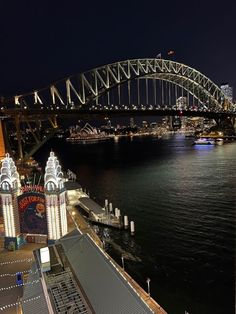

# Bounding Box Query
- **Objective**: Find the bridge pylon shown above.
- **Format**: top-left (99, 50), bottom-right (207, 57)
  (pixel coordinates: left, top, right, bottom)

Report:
top-left (0, 119), bottom-right (6, 160)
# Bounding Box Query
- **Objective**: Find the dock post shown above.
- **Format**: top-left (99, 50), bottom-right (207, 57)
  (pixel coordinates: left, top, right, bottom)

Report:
top-left (105, 199), bottom-right (109, 222)
top-left (105, 199), bottom-right (108, 207)
top-left (124, 215), bottom-right (129, 229)
top-left (109, 202), bottom-right (113, 213)
top-left (130, 221), bottom-right (135, 235)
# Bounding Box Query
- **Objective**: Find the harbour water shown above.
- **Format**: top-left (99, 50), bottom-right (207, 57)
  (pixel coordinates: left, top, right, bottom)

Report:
top-left (35, 134), bottom-right (235, 314)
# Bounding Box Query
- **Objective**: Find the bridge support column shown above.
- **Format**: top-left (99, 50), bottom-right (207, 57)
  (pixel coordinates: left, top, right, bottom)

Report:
top-left (48, 115), bottom-right (58, 128)
top-left (0, 119), bottom-right (6, 160)
top-left (14, 115), bottom-right (23, 161)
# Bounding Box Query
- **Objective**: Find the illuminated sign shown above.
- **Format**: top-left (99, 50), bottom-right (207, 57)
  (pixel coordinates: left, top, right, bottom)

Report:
top-left (18, 192), bottom-right (48, 235)
top-left (21, 185), bottom-right (44, 193)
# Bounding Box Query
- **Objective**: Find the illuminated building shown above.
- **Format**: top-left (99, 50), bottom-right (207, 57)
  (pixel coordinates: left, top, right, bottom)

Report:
top-left (176, 96), bottom-right (187, 129)
top-left (221, 83), bottom-right (233, 102)
top-left (44, 152), bottom-right (67, 241)
top-left (22, 229), bottom-right (156, 314)
top-left (176, 96), bottom-right (187, 110)
top-left (130, 117), bottom-right (135, 128)
top-left (0, 153), bottom-right (21, 248)
top-left (142, 121), bottom-right (148, 128)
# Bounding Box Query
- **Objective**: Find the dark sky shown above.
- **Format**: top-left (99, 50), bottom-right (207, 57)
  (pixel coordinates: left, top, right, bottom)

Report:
top-left (0, 0), bottom-right (235, 97)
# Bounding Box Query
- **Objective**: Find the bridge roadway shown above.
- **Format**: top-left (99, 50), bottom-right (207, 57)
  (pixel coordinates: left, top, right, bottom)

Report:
top-left (1, 108), bottom-right (235, 120)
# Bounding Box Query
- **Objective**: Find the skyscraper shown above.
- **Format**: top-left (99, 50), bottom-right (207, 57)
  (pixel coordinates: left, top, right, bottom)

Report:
top-left (221, 83), bottom-right (233, 102)
top-left (176, 96), bottom-right (187, 110)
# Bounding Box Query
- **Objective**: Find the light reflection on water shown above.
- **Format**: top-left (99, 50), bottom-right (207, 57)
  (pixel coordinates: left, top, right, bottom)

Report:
top-left (35, 135), bottom-right (236, 314)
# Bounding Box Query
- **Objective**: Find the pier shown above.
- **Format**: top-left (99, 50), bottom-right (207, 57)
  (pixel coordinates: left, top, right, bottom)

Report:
top-left (65, 180), bottom-right (123, 229)
top-left (65, 182), bottom-right (167, 314)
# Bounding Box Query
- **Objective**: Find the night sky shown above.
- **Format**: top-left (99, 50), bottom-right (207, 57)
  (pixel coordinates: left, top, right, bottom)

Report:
top-left (0, 1), bottom-right (235, 97)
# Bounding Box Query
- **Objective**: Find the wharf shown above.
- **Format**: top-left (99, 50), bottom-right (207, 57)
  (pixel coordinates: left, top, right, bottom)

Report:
top-left (65, 181), bottom-right (123, 229)
top-left (66, 184), bottom-right (167, 314)
top-left (66, 184), bottom-right (103, 248)
top-left (78, 197), bottom-right (123, 229)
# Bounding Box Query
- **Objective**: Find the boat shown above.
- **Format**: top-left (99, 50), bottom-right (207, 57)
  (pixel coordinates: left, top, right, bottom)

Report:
top-left (215, 138), bottom-right (224, 145)
top-left (194, 138), bottom-right (215, 145)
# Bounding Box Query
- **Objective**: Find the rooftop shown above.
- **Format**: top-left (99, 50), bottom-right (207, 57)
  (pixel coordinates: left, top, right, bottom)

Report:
top-left (22, 229), bottom-right (154, 314)
top-left (79, 196), bottom-right (104, 216)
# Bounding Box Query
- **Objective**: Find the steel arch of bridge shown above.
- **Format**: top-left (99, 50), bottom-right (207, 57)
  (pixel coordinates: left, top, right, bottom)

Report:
top-left (14, 58), bottom-right (234, 113)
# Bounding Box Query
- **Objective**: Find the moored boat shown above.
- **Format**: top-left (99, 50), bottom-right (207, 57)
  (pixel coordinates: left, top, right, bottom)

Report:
top-left (194, 138), bottom-right (215, 145)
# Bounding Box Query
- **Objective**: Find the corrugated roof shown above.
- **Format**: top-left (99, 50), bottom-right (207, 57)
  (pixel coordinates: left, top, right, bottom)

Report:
top-left (79, 197), bottom-right (104, 215)
top-left (21, 263), bottom-right (49, 314)
top-left (59, 231), bottom-right (153, 314)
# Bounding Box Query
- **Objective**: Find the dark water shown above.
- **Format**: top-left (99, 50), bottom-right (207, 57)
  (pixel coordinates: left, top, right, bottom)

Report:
top-left (35, 135), bottom-right (235, 314)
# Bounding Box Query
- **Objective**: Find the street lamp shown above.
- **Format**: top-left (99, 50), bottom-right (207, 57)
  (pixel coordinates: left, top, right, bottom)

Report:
top-left (121, 255), bottom-right (125, 271)
top-left (146, 277), bottom-right (151, 298)
top-left (72, 211), bottom-right (76, 216)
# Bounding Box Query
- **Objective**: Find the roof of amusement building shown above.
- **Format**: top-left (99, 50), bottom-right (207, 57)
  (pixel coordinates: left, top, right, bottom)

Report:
top-left (22, 229), bottom-right (154, 314)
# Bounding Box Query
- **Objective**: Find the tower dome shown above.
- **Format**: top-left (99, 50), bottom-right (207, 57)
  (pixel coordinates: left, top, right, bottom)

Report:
top-left (44, 152), bottom-right (64, 191)
top-left (0, 153), bottom-right (20, 191)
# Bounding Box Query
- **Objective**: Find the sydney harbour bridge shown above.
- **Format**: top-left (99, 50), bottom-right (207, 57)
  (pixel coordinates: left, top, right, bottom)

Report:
top-left (0, 58), bottom-right (235, 161)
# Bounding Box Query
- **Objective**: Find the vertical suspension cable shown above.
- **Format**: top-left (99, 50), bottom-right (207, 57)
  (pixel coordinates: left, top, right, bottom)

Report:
top-left (187, 76), bottom-right (190, 110)
top-left (161, 80), bottom-right (164, 106)
top-left (168, 81), bottom-right (171, 107)
top-left (165, 81), bottom-right (168, 106)
top-left (153, 78), bottom-right (157, 106)
top-left (118, 85), bottom-right (121, 106)
top-left (197, 82), bottom-right (200, 108)
top-left (146, 78), bottom-right (149, 105)
top-left (175, 84), bottom-right (177, 109)
top-left (193, 80), bottom-right (195, 109)
top-left (137, 79), bottom-right (140, 106)
top-left (208, 81), bottom-right (210, 109)
top-left (107, 90), bottom-right (110, 107)
top-left (128, 80), bottom-right (131, 105)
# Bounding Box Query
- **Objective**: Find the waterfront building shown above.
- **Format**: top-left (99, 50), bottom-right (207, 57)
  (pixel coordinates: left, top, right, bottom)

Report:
top-left (176, 97), bottom-right (187, 129)
top-left (44, 152), bottom-right (67, 241)
top-left (22, 229), bottom-right (156, 314)
top-left (142, 120), bottom-right (148, 128)
top-left (130, 117), bottom-right (135, 128)
top-left (0, 153), bottom-right (21, 248)
top-left (176, 96), bottom-right (187, 110)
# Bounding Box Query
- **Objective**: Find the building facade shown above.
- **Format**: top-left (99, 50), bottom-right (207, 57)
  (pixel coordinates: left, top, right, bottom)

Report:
top-left (0, 153), bottom-right (21, 248)
top-left (221, 83), bottom-right (233, 102)
top-left (44, 152), bottom-right (67, 241)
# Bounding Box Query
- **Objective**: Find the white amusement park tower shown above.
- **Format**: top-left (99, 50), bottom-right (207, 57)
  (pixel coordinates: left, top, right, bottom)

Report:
top-left (44, 152), bottom-right (67, 241)
top-left (0, 153), bottom-right (21, 247)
